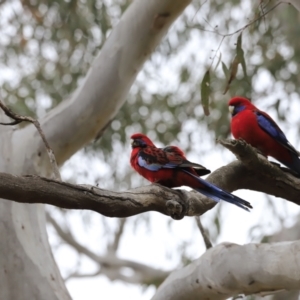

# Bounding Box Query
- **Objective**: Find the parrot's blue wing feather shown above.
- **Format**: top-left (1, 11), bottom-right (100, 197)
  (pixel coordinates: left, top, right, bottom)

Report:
top-left (256, 111), bottom-right (298, 156)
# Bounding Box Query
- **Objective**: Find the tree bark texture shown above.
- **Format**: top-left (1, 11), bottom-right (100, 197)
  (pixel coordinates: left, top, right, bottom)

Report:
top-left (152, 241), bottom-right (300, 300)
top-left (0, 140), bottom-right (298, 220)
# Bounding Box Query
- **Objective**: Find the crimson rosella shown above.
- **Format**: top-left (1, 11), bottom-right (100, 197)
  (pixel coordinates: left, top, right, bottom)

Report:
top-left (229, 96), bottom-right (300, 175)
top-left (130, 133), bottom-right (252, 211)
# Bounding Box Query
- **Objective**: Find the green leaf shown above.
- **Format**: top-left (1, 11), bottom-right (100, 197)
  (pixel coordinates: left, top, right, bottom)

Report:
top-left (223, 55), bottom-right (239, 94)
top-left (221, 61), bottom-right (229, 79)
top-left (180, 67), bottom-right (190, 83)
top-left (200, 70), bottom-right (211, 116)
top-left (236, 32), bottom-right (247, 77)
top-left (223, 33), bottom-right (248, 94)
top-left (236, 33), bottom-right (243, 59)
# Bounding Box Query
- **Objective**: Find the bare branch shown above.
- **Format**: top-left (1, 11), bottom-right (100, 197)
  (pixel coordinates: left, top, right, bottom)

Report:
top-left (152, 241), bottom-right (300, 300)
top-left (0, 173), bottom-right (215, 219)
top-left (189, 1), bottom-right (284, 38)
top-left (108, 218), bottom-right (127, 253)
top-left (216, 139), bottom-right (300, 205)
top-left (195, 216), bottom-right (213, 249)
top-left (0, 139), bottom-right (299, 218)
top-left (0, 100), bottom-right (61, 180)
top-left (47, 213), bottom-right (170, 285)
top-left (193, 1), bottom-right (288, 68)
top-left (64, 269), bottom-right (102, 281)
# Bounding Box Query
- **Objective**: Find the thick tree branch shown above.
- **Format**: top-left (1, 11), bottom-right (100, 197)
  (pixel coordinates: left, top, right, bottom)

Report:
top-left (217, 139), bottom-right (300, 205)
top-left (0, 173), bottom-right (214, 219)
top-left (0, 140), bottom-right (300, 218)
top-left (152, 241), bottom-right (300, 300)
top-left (261, 219), bottom-right (300, 300)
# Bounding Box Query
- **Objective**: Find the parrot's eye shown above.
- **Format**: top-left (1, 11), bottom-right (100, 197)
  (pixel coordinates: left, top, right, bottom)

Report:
top-left (229, 104), bottom-right (245, 116)
top-left (131, 139), bottom-right (146, 148)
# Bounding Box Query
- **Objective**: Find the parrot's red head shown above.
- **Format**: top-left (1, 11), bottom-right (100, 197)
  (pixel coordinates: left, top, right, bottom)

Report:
top-left (228, 96), bottom-right (255, 116)
top-left (131, 133), bottom-right (155, 148)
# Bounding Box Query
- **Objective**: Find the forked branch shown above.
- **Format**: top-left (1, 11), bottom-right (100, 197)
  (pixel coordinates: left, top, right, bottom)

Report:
top-left (0, 100), bottom-right (61, 180)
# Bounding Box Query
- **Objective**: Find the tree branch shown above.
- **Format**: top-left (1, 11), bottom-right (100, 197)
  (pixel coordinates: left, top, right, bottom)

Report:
top-left (0, 1), bottom-right (191, 299)
top-left (0, 140), bottom-right (299, 219)
top-left (152, 241), bottom-right (300, 300)
top-left (217, 139), bottom-right (300, 205)
top-left (108, 218), bottom-right (127, 253)
top-left (0, 99), bottom-right (61, 180)
top-left (195, 216), bottom-right (213, 249)
top-left (0, 173), bottom-right (215, 219)
top-left (261, 219), bottom-right (300, 300)
top-left (14, 0), bottom-right (192, 168)
top-left (47, 213), bottom-right (170, 285)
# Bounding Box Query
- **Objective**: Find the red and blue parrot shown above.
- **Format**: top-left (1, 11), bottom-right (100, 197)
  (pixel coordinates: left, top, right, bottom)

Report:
top-left (229, 96), bottom-right (300, 175)
top-left (130, 133), bottom-right (252, 211)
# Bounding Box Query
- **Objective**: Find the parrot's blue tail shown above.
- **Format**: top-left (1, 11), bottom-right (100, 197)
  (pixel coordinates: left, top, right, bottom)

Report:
top-left (183, 170), bottom-right (252, 212)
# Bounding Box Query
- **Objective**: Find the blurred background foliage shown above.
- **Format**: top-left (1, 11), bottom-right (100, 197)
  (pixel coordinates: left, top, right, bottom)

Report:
top-left (1, 0), bottom-right (300, 299)
top-left (2, 0), bottom-right (299, 144)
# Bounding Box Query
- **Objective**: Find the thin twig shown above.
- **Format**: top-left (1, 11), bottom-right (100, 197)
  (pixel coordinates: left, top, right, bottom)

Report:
top-left (259, 0), bottom-right (267, 31)
top-left (64, 269), bottom-right (102, 281)
top-left (194, 1), bottom-right (284, 71)
top-left (190, 1), bottom-right (284, 38)
top-left (195, 216), bottom-right (213, 249)
top-left (46, 212), bottom-right (101, 262)
top-left (191, 0), bottom-right (208, 23)
top-left (209, 36), bottom-right (225, 70)
top-left (0, 100), bottom-right (61, 180)
top-left (108, 218), bottom-right (127, 252)
top-left (46, 211), bottom-right (170, 285)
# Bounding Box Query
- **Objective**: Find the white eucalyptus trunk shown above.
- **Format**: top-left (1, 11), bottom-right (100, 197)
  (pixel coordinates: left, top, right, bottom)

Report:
top-left (152, 241), bottom-right (300, 300)
top-left (0, 0), bottom-right (191, 299)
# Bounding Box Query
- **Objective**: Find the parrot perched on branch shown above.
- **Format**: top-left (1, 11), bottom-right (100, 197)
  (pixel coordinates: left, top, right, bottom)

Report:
top-left (130, 133), bottom-right (252, 211)
top-left (229, 96), bottom-right (300, 175)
